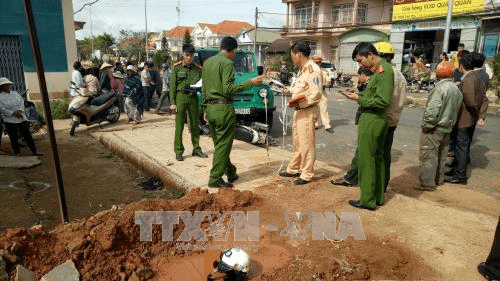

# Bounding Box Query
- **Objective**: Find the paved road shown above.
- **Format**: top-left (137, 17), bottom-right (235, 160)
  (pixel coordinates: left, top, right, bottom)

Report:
top-left (270, 89), bottom-right (500, 199)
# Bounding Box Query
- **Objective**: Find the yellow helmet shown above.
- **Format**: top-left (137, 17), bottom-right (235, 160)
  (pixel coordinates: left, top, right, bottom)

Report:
top-left (375, 42), bottom-right (395, 55)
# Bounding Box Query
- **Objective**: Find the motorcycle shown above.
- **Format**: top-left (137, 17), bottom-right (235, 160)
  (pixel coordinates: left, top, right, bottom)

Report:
top-left (68, 87), bottom-right (120, 136)
top-left (332, 72), bottom-right (354, 88)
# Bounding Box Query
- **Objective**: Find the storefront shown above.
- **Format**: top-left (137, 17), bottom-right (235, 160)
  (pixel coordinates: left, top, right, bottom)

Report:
top-left (391, 17), bottom-right (481, 70)
top-left (478, 17), bottom-right (500, 58)
top-left (390, 0), bottom-right (484, 70)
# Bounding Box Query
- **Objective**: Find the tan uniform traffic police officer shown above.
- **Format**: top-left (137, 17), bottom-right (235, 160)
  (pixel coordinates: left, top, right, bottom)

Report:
top-left (202, 36), bottom-right (262, 188)
top-left (312, 55), bottom-right (334, 133)
top-left (170, 43), bottom-right (207, 161)
top-left (279, 41), bottom-right (322, 185)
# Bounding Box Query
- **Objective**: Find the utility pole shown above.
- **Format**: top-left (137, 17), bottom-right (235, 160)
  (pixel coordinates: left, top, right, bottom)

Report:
top-left (145, 0), bottom-right (149, 61)
top-left (176, 0), bottom-right (181, 49)
top-left (254, 7), bottom-right (258, 53)
top-left (22, 0), bottom-right (69, 224)
top-left (90, 2), bottom-right (93, 62)
top-left (443, 0), bottom-right (453, 53)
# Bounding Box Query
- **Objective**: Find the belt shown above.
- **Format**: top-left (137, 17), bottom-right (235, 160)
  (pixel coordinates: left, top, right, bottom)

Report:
top-left (359, 108), bottom-right (384, 114)
top-left (207, 98), bottom-right (232, 105)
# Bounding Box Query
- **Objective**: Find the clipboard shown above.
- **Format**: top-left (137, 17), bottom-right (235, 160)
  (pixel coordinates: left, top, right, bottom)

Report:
top-left (288, 94), bottom-right (306, 105)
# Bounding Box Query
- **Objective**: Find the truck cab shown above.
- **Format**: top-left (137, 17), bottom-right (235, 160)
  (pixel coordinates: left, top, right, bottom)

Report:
top-left (194, 48), bottom-right (275, 130)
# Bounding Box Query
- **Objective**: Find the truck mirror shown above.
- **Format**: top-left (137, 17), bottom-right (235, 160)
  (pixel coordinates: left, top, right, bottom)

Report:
top-left (257, 66), bottom-right (264, 76)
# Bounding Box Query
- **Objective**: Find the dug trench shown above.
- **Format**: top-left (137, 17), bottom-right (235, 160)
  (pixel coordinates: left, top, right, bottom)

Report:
top-left (0, 186), bottom-right (435, 280)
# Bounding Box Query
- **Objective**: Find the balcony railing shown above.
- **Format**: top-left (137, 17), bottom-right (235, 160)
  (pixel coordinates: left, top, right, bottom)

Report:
top-left (287, 5), bottom-right (390, 32)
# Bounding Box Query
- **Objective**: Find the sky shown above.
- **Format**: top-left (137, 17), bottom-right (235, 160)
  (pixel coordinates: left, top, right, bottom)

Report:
top-left (73, 0), bottom-right (288, 40)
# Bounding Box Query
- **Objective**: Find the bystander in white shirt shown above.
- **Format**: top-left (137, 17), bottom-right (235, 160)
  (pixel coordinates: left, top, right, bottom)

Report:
top-left (0, 90), bottom-right (26, 124)
top-left (71, 69), bottom-right (85, 97)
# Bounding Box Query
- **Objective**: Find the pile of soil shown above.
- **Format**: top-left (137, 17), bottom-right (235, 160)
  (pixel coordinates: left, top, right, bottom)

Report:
top-left (0, 188), bottom-right (256, 280)
top-left (0, 186), bottom-right (435, 281)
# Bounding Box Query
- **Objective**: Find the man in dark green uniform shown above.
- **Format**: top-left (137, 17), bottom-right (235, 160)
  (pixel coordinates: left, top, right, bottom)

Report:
top-left (342, 42), bottom-right (394, 210)
top-left (170, 43), bottom-right (207, 161)
top-left (202, 36), bottom-right (262, 188)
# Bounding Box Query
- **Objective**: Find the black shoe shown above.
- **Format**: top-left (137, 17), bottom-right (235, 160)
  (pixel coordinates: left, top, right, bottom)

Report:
top-left (294, 178), bottom-right (310, 185)
top-left (176, 155), bottom-right (184, 161)
top-left (348, 200), bottom-right (376, 211)
top-left (330, 178), bottom-right (353, 187)
top-left (228, 175), bottom-right (239, 183)
top-left (208, 180), bottom-right (233, 188)
top-left (444, 170), bottom-right (455, 177)
top-left (279, 171), bottom-right (300, 177)
top-left (192, 151), bottom-right (208, 158)
top-left (444, 177), bottom-right (467, 185)
top-left (478, 262), bottom-right (500, 281)
top-left (325, 128), bottom-right (334, 133)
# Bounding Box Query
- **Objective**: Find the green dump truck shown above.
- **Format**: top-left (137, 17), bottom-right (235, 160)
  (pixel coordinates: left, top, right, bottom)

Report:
top-left (194, 48), bottom-right (275, 131)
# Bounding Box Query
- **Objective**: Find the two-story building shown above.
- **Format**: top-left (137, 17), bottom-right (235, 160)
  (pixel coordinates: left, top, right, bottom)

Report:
top-left (237, 28), bottom-right (282, 66)
top-left (155, 26), bottom-right (194, 56)
top-left (0, 0), bottom-right (78, 99)
top-left (281, 0), bottom-right (392, 73)
top-left (190, 20), bottom-right (255, 50)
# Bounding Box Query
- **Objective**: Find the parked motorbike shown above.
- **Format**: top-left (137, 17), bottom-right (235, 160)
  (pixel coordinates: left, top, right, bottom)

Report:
top-left (332, 72), bottom-right (354, 88)
top-left (406, 77), bottom-right (435, 93)
top-left (68, 88), bottom-right (120, 136)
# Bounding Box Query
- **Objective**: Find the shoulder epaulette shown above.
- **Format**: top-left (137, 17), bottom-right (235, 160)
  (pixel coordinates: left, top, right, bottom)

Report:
top-left (195, 64), bottom-right (202, 69)
top-left (173, 61), bottom-right (182, 67)
top-left (308, 65), bottom-right (314, 73)
top-left (378, 65), bottom-right (385, 73)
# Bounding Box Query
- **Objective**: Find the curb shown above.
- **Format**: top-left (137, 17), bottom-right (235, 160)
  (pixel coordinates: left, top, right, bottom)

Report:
top-left (91, 132), bottom-right (193, 191)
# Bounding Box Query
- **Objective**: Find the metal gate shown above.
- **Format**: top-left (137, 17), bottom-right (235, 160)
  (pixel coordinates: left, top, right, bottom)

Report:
top-left (0, 35), bottom-right (26, 97)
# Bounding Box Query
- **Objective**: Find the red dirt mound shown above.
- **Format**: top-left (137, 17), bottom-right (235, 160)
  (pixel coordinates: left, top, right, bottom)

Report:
top-left (0, 188), bottom-right (256, 280)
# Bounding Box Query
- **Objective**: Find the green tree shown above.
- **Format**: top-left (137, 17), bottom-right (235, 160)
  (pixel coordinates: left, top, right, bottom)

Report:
top-left (161, 37), bottom-right (168, 51)
top-left (183, 29), bottom-right (192, 45)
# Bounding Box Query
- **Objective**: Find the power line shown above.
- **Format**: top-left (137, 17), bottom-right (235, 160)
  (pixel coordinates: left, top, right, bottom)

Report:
top-left (73, 0), bottom-right (100, 15)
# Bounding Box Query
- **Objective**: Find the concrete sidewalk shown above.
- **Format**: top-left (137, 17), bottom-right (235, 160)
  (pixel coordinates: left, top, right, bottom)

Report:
top-left (89, 113), bottom-right (341, 191)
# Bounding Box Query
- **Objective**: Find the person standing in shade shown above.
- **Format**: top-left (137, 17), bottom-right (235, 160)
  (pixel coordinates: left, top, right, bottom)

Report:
top-left (202, 36), bottom-right (262, 188)
top-left (332, 42), bottom-right (405, 191)
top-left (446, 53), bottom-right (488, 185)
top-left (156, 63), bottom-right (171, 114)
top-left (416, 61), bottom-right (462, 190)
top-left (330, 67), bottom-right (371, 187)
top-left (0, 78), bottom-right (40, 156)
top-left (312, 56), bottom-right (334, 133)
top-left (170, 43), bottom-right (207, 161)
top-left (141, 63), bottom-right (152, 111)
top-left (123, 65), bottom-right (144, 124)
top-left (342, 42), bottom-right (394, 211)
top-left (278, 41), bottom-right (322, 185)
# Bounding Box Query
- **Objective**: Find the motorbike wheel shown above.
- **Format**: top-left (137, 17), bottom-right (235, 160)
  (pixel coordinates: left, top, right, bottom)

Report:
top-left (69, 120), bottom-right (79, 136)
top-left (108, 112), bottom-right (120, 123)
top-left (347, 81), bottom-right (354, 88)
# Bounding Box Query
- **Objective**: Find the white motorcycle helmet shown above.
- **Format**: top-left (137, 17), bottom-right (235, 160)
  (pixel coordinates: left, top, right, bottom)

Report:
top-left (209, 248), bottom-right (251, 281)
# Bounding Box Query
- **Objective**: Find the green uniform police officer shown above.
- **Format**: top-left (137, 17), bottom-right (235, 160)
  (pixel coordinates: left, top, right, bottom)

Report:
top-left (342, 42), bottom-right (394, 210)
top-left (170, 43), bottom-right (207, 161)
top-left (201, 36), bottom-right (262, 188)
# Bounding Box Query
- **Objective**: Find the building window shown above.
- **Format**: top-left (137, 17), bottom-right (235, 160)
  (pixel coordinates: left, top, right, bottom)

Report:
top-left (332, 3), bottom-right (368, 25)
top-left (295, 2), bottom-right (319, 29)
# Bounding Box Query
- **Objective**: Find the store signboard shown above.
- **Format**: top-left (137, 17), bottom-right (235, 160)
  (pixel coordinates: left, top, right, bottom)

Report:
top-left (391, 17), bottom-right (481, 32)
top-left (392, 0), bottom-right (484, 21)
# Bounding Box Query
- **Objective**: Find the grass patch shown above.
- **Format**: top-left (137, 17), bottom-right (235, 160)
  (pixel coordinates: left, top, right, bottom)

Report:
top-left (33, 97), bottom-right (71, 120)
